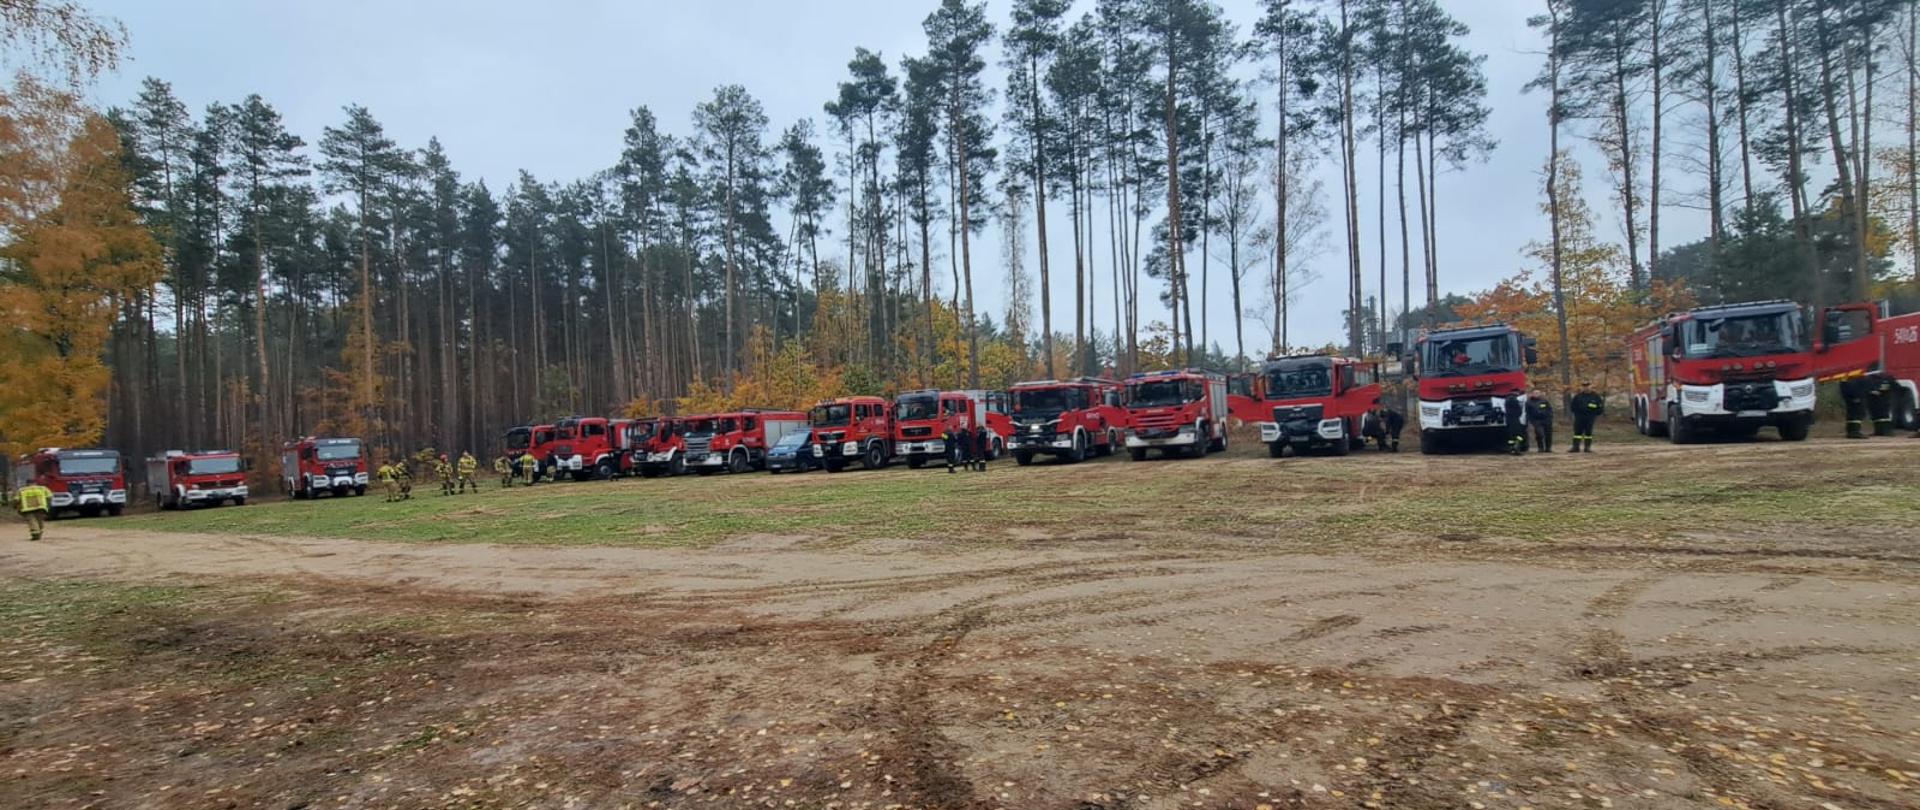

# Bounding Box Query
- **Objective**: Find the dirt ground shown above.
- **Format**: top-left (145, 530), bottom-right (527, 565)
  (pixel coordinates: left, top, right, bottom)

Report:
top-left (2, 438), bottom-right (1917, 810)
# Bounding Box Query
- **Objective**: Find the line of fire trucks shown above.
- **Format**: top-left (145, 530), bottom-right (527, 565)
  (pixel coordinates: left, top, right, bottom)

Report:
top-left (15, 299), bottom-right (1919, 521)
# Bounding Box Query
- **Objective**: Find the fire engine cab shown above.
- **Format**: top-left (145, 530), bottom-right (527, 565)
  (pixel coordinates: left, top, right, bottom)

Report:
top-left (504, 424), bottom-right (557, 479)
top-left (809, 395), bottom-right (893, 472)
top-left (281, 437), bottom-right (368, 498)
top-left (147, 450), bottom-right (248, 509)
top-left (1254, 354), bottom-right (1381, 457)
top-left (549, 416), bottom-right (638, 480)
top-left (1005, 378), bottom-right (1127, 465)
top-left (1122, 369), bottom-right (1230, 460)
top-left (892, 389), bottom-right (1004, 468)
top-left (14, 448), bottom-right (127, 517)
top-left (1630, 300), bottom-right (1881, 442)
top-left (636, 418), bottom-right (688, 477)
top-left (1413, 324), bottom-right (1536, 454)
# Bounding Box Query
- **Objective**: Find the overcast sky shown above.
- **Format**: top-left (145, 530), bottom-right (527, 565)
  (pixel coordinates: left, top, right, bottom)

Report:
top-left (87, 0), bottom-right (1702, 356)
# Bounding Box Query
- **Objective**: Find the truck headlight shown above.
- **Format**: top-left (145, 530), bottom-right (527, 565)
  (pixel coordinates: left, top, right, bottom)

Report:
top-left (1683, 389), bottom-right (1711, 403)
top-left (1788, 382), bottom-right (1814, 399)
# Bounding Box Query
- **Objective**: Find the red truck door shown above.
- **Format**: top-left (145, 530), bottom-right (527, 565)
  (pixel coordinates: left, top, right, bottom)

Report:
top-left (1814, 303), bottom-right (1882, 382)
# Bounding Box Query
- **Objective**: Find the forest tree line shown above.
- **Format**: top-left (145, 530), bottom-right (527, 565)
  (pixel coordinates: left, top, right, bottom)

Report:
top-left (2, 0), bottom-right (1917, 477)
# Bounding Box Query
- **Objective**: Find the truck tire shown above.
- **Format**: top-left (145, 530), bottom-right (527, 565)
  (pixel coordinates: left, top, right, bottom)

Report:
top-left (1015, 451), bottom-right (1034, 466)
top-left (354, 485), bottom-right (367, 497)
top-left (1208, 423), bottom-right (1227, 453)
top-left (1419, 431), bottom-right (1442, 455)
top-left (861, 442), bottom-right (887, 470)
top-left (107, 505), bottom-right (123, 517)
top-left (1895, 390), bottom-right (1918, 431)
top-left (1778, 417), bottom-right (1811, 442)
top-left (1267, 442), bottom-right (1284, 459)
top-left (233, 497), bottom-right (246, 507)
top-left (668, 456), bottom-right (686, 477)
top-left (1331, 421), bottom-right (1352, 456)
top-left (1068, 432), bottom-right (1088, 463)
top-left (1129, 447), bottom-right (1148, 462)
top-left (728, 450), bottom-right (750, 475)
top-left (595, 460), bottom-right (618, 480)
top-left (1668, 406), bottom-right (1696, 444)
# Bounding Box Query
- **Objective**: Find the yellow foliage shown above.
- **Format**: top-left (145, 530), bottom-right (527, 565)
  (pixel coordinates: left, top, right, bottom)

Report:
top-left (0, 104), bottom-right (164, 461)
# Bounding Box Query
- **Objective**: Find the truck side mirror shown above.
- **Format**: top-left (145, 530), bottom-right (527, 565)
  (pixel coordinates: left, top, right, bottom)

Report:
top-left (1525, 347), bottom-right (1540, 366)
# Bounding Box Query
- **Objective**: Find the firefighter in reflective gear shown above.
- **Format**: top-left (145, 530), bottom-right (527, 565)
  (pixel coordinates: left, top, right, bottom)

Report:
top-left (1839, 376), bottom-right (1870, 439)
top-left (456, 452), bottom-right (479, 493)
top-left (943, 427), bottom-right (963, 473)
top-left (972, 425), bottom-right (991, 472)
top-left (1527, 388), bottom-right (1555, 453)
top-left (517, 451), bottom-right (538, 485)
top-left (377, 462), bottom-right (400, 502)
top-left (15, 482), bottom-right (52, 541)
top-left (434, 454), bottom-right (454, 495)
top-left (1363, 402), bottom-right (1405, 452)
top-left (1570, 381), bottom-right (1605, 452)
top-left (494, 454), bottom-right (513, 488)
top-left (1504, 393), bottom-right (1528, 455)
top-left (395, 459), bottom-right (413, 499)
top-left (1865, 375), bottom-right (1897, 436)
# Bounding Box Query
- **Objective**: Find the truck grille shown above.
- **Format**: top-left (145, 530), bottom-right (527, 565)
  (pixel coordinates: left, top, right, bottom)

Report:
top-left (1272, 404), bottom-right (1324, 424)
top-left (1724, 382), bottom-right (1781, 412)
top-left (1015, 420), bottom-right (1058, 439)
top-left (901, 425), bottom-right (934, 439)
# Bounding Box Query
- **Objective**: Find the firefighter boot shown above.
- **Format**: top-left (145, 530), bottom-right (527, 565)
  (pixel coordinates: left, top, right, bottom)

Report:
top-left (1874, 419), bottom-right (1895, 437)
top-left (1390, 438), bottom-right (1399, 453)
top-left (1846, 421), bottom-right (1867, 440)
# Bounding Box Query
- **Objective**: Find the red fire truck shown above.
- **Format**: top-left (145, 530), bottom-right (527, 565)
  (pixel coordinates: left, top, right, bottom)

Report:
top-left (1122, 369), bottom-right (1230, 460)
top-left (678, 410), bottom-right (809, 474)
top-left (147, 450), bottom-right (248, 509)
top-left (1873, 310), bottom-right (1920, 429)
top-left (280, 437), bottom-right (369, 498)
top-left (892, 389), bottom-right (1000, 468)
top-left (809, 395), bottom-right (893, 472)
top-left (635, 417), bottom-right (688, 477)
top-left (13, 448), bottom-right (128, 517)
top-left (548, 416), bottom-right (641, 481)
top-left (1630, 300), bottom-right (1882, 443)
top-left (1005, 377), bottom-right (1127, 465)
top-left (504, 423), bottom-right (557, 479)
top-left (1253, 355), bottom-right (1381, 458)
top-left (1413, 324), bottom-right (1537, 454)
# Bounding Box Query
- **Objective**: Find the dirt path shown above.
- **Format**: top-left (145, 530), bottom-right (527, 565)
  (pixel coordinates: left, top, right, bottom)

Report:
top-left (3, 442), bottom-right (1918, 809)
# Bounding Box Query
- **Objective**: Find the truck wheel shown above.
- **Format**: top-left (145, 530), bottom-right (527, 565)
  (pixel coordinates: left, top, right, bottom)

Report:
top-left (1635, 401), bottom-right (1649, 435)
top-left (1208, 423), bottom-right (1227, 453)
top-left (1068, 432), bottom-right (1088, 463)
top-left (595, 460), bottom-right (617, 480)
top-left (1099, 429), bottom-right (1118, 456)
top-left (1895, 390), bottom-right (1918, 431)
top-left (354, 485), bottom-right (367, 497)
top-left (1331, 421), bottom-right (1352, 456)
top-left (1668, 406), bottom-right (1696, 444)
top-left (107, 505), bottom-right (123, 517)
top-left (1419, 431), bottom-right (1441, 455)
top-left (1267, 442), bottom-right (1285, 459)
top-left (1779, 417), bottom-right (1811, 442)
top-left (668, 456), bottom-right (686, 476)
top-left (907, 456), bottom-right (926, 469)
top-left (861, 442), bottom-right (887, 470)
top-left (233, 497), bottom-right (246, 507)
top-left (728, 450), bottom-right (750, 475)
top-left (1128, 447), bottom-right (1147, 462)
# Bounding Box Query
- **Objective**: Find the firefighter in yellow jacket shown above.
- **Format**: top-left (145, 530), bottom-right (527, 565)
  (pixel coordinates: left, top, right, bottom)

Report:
top-left (377, 462), bottom-right (400, 502)
top-left (434, 454), bottom-right (455, 496)
top-left (518, 451), bottom-right (538, 486)
top-left (494, 454), bottom-right (514, 488)
top-left (15, 482), bottom-right (52, 541)
top-left (456, 451), bottom-right (479, 493)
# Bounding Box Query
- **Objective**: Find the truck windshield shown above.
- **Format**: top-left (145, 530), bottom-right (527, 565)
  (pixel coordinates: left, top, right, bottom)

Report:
top-left (896, 395), bottom-right (939, 421)
top-left (686, 419), bottom-right (717, 435)
top-left (628, 422), bottom-right (657, 442)
top-left (1682, 311), bottom-right (1805, 359)
top-left (56, 454), bottom-right (118, 476)
top-left (1128, 380), bottom-right (1200, 408)
top-left (315, 441), bottom-right (361, 461)
top-left (187, 457), bottom-right (242, 475)
top-left (1014, 387), bottom-right (1086, 414)
top-left (810, 405), bottom-right (851, 427)
top-left (1423, 334), bottom-right (1519, 377)
top-left (1263, 361), bottom-right (1333, 399)
top-left (505, 429), bottom-right (530, 451)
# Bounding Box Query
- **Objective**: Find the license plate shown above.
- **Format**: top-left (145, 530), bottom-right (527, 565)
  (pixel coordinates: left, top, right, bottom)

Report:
top-left (1736, 410), bottom-right (1767, 418)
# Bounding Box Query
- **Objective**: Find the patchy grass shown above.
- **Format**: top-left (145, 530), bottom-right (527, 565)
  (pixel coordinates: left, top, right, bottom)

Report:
top-left (117, 437), bottom-right (1920, 548)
